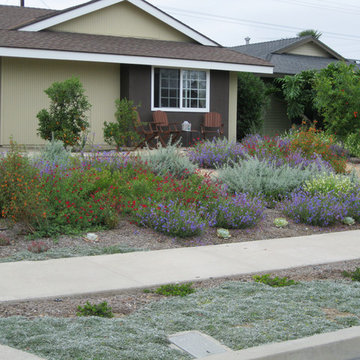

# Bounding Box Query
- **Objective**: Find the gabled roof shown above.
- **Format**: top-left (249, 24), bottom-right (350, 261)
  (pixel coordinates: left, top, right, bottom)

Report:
top-left (0, 1), bottom-right (273, 74)
top-left (14, 0), bottom-right (219, 46)
top-left (232, 36), bottom-right (345, 75)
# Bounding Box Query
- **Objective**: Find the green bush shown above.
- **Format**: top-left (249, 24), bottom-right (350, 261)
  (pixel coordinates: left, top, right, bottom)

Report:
top-left (303, 173), bottom-right (358, 195)
top-left (77, 301), bottom-right (114, 318)
top-left (342, 268), bottom-right (360, 282)
top-left (37, 77), bottom-right (91, 147)
top-left (140, 140), bottom-right (197, 179)
top-left (217, 157), bottom-right (326, 202)
top-left (237, 73), bottom-right (269, 139)
top-left (154, 283), bottom-right (195, 297)
top-left (103, 98), bottom-right (141, 150)
top-left (253, 274), bottom-right (298, 287)
top-left (0, 140), bottom-right (46, 230)
top-left (314, 62), bottom-right (360, 139)
top-left (276, 70), bottom-right (320, 124)
top-left (343, 133), bottom-right (360, 157)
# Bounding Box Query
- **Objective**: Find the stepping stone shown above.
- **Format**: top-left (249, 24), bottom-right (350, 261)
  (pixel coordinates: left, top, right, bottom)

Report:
top-left (168, 330), bottom-right (232, 358)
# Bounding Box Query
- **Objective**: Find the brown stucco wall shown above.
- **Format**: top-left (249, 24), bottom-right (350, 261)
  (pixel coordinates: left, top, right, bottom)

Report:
top-left (120, 65), bottom-right (230, 138)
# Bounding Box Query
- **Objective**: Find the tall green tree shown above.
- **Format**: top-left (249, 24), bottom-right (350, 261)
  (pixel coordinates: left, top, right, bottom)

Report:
top-left (236, 72), bottom-right (269, 140)
top-left (276, 70), bottom-right (321, 125)
top-left (314, 62), bottom-right (360, 139)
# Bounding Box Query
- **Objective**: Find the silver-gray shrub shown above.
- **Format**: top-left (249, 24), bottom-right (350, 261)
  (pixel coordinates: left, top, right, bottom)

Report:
top-left (35, 138), bottom-right (72, 166)
top-left (218, 156), bottom-right (331, 201)
top-left (140, 140), bottom-right (197, 178)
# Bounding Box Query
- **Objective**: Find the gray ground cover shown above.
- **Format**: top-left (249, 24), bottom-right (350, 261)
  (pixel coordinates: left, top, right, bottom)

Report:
top-left (0, 244), bottom-right (142, 263)
top-left (0, 280), bottom-right (360, 360)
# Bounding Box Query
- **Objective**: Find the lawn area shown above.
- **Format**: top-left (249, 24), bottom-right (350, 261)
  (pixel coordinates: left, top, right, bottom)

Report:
top-left (0, 280), bottom-right (360, 359)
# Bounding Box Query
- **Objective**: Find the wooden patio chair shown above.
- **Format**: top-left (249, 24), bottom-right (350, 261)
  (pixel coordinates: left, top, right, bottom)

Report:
top-left (134, 111), bottom-right (159, 149)
top-left (152, 110), bottom-right (181, 145)
top-left (201, 112), bottom-right (224, 139)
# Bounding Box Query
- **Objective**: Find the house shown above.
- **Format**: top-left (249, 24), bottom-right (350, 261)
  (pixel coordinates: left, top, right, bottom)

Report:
top-left (232, 35), bottom-right (346, 135)
top-left (0, 0), bottom-right (273, 146)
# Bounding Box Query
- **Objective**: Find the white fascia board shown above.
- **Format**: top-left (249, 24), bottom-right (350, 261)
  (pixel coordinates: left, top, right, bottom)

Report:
top-left (18, 0), bottom-right (218, 46)
top-left (0, 47), bottom-right (274, 74)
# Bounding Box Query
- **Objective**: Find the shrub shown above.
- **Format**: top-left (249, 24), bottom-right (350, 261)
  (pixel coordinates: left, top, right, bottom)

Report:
top-left (253, 274), bottom-right (298, 287)
top-left (276, 70), bottom-right (320, 124)
top-left (0, 140), bottom-right (46, 230)
top-left (314, 62), bottom-right (360, 139)
top-left (37, 77), bottom-right (91, 147)
top-left (103, 98), bottom-right (141, 150)
top-left (237, 72), bottom-right (269, 140)
top-left (77, 301), bottom-right (114, 318)
top-left (342, 268), bottom-right (360, 282)
top-left (136, 200), bottom-right (207, 238)
top-left (217, 157), bottom-right (327, 202)
top-left (27, 241), bottom-right (49, 253)
top-left (0, 234), bottom-right (10, 246)
top-left (155, 283), bottom-right (195, 297)
top-left (289, 125), bottom-right (347, 173)
top-left (37, 166), bottom-right (120, 236)
top-left (280, 191), bottom-right (347, 226)
top-left (343, 133), bottom-right (360, 157)
top-left (140, 140), bottom-right (197, 178)
top-left (303, 173), bottom-right (358, 195)
top-left (209, 193), bottom-right (265, 229)
top-left (34, 138), bottom-right (72, 167)
top-left (187, 138), bottom-right (248, 168)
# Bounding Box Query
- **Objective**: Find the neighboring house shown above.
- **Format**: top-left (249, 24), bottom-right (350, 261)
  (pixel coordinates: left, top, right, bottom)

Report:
top-left (0, 0), bottom-right (273, 146)
top-left (232, 35), bottom-right (347, 135)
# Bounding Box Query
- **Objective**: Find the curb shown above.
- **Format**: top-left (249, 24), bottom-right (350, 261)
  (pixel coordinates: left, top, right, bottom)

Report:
top-left (205, 326), bottom-right (360, 360)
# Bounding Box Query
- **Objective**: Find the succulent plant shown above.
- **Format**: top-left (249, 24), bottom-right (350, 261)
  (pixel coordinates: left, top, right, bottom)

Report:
top-left (342, 217), bottom-right (355, 226)
top-left (217, 228), bottom-right (231, 239)
top-left (274, 218), bottom-right (289, 228)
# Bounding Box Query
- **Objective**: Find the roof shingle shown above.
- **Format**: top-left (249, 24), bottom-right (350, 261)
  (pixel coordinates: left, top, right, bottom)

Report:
top-left (0, 5), bottom-right (57, 30)
top-left (0, 29), bottom-right (272, 67)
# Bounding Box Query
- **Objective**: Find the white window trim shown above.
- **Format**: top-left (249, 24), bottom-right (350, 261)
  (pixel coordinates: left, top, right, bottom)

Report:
top-left (151, 67), bottom-right (210, 113)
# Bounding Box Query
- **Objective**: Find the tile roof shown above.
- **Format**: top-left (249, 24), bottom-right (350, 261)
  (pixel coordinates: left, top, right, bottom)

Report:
top-left (0, 5), bottom-right (57, 30)
top-left (0, 29), bottom-right (272, 67)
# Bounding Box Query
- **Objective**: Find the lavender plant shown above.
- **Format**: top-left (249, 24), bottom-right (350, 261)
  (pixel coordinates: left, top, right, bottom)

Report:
top-left (280, 191), bottom-right (348, 226)
top-left (209, 193), bottom-right (265, 229)
top-left (136, 200), bottom-right (208, 237)
top-left (187, 138), bottom-right (248, 168)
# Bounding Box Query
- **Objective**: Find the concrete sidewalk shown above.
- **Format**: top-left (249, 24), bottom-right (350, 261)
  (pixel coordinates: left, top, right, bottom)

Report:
top-left (1, 230), bottom-right (360, 360)
top-left (1, 230), bottom-right (360, 302)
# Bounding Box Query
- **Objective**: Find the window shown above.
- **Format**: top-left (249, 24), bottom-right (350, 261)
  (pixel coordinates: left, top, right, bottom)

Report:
top-left (152, 67), bottom-right (209, 112)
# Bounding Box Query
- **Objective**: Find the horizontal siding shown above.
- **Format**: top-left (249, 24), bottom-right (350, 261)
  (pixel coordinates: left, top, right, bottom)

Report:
top-left (263, 95), bottom-right (291, 136)
top-left (1, 58), bottom-right (120, 145)
top-left (50, 2), bottom-right (193, 42)
top-left (287, 43), bottom-right (331, 58)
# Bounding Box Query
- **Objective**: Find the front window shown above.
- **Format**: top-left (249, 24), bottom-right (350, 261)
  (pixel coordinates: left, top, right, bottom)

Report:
top-left (152, 67), bottom-right (209, 112)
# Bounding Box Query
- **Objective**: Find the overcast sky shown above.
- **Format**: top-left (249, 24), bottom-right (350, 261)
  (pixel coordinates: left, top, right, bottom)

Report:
top-left (1, 0), bottom-right (359, 59)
